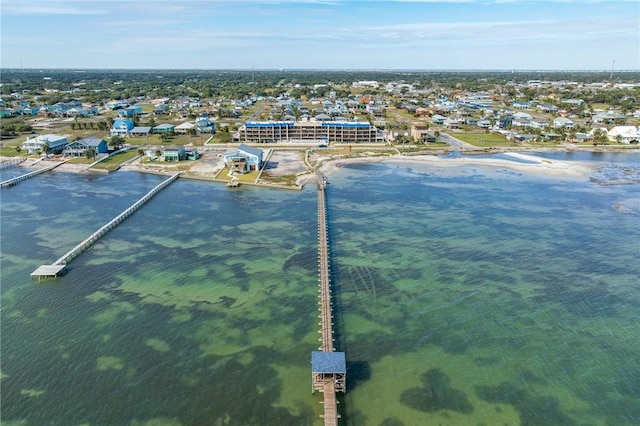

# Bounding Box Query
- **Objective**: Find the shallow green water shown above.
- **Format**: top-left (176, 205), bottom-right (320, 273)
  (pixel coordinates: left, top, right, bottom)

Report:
top-left (1, 156), bottom-right (639, 425)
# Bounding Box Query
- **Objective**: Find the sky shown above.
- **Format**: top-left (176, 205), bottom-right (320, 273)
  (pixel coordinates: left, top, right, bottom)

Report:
top-left (1, 0), bottom-right (638, 71)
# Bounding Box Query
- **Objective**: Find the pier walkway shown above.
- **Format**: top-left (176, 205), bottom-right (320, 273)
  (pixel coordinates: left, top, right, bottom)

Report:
top-left (312, 170), bottom-right (346, 425)
top-left (31, 173), bottom-right (180, 279)
top-left (1, 161), bottom-right (64, 188)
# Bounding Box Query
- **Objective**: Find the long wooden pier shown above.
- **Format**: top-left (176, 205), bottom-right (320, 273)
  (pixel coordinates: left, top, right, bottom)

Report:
top-left (31, 173), bottom-right (180, 279)
top-left (1, 161), bottom-right (63, 188)
top-left (312, 170), bottom-right (346, 426)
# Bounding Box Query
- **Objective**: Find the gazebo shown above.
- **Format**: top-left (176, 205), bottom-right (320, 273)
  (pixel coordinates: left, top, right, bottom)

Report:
top-left (311, 351), bottom-right (346, 393)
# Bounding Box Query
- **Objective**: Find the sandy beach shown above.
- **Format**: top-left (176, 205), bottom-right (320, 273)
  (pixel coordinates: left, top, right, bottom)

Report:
top-left (314, 151), bottom-right (600, 181)
top-left (1, 149), bottom-right (629, 188)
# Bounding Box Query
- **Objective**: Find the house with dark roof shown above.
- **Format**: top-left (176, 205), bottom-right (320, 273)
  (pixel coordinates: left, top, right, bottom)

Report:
top-left (222, 144), bottom-right (264, 173)
top-left (62, 137), bottom-right (108, 157)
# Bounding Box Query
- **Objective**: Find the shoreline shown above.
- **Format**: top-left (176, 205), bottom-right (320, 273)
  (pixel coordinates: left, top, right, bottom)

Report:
top-left (3, 146), bottom-right (638, 188)
top-left (314, 151), bottom-right (602, 181)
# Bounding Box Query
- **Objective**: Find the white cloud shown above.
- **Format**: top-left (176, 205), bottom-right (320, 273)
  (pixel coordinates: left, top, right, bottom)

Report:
top-left (2, 1), bottom-right (108, 15)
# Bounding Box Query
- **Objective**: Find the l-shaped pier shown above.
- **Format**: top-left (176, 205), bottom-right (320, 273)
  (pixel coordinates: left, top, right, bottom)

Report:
top-left (31, 173), bottom-right (180, 279)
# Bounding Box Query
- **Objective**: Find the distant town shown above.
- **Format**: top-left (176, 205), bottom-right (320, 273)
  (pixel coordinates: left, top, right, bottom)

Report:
top-left (1, 69), bottom-right (638, 186)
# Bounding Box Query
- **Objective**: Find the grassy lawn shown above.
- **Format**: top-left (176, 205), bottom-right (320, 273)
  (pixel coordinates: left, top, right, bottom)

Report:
top-left (453, 132), bottom-right (511, 147)
top-left (66, 157), bottom-right (95, 164)
top-left (261, 173), bottom-right (298, 186)
top-left (0, 146), bottom-right (22, 157)
top-left (388, 107), bottom-right (417, 121)
top-left (217, 168), bottom-right (260, 183)
top-left (91, 150), bottom-right (140, 171)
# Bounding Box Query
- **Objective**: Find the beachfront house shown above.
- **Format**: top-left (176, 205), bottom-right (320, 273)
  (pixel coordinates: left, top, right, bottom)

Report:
top-left (222, 144), bottom-right (264, 173)
top-left (163, 147), bottom-right (187, 162)
top-left (607, 126), bottom-right (639, 144)
top-left (410, 124), bottom-right (437, 143)
top-left (62, 137), bottom-right (108, 157)
top-left (22, 134), bottom-right (69, 154)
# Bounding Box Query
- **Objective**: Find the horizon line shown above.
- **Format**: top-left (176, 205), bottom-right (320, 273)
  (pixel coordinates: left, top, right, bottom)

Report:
top-left (2, 67), bottom-right (639, 73)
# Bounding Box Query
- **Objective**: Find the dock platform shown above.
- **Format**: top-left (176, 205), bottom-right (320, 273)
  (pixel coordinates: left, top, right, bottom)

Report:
top-left (30, 264), bottom-right (66, 281)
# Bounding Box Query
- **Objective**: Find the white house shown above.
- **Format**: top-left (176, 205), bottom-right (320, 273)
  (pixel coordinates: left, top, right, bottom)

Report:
top-left (175, 121), bottom-right (195, 134)
top-left (553, 117), bottom-right (575, 129)
top-left (607, 126), bottom-right (639, 144)
top-left (530, 119), bottom-right (549, 130)
top-left (22, 134), bottom-right (68, 154)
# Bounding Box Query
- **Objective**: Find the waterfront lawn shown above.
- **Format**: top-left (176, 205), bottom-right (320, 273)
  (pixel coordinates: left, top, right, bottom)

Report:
top-left (454, 132), bottom-right (511, 147)
top-left (91, 150), bottom-right (140, 171)
top-left (0, 146), bottom-right (22, 157)
top-left (217, 168), bottom-right (263, 183)
top-left (66, 157), bottom-right (95, 164)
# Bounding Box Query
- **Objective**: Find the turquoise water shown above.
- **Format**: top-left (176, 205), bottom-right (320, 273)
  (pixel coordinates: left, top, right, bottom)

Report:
top-left (1, 155), bottom-right (639, 425)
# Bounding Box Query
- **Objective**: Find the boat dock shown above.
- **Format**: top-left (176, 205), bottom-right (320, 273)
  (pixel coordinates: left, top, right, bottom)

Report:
top-left (31, 173), bottom-right (180, 279)
top-left (1, 161), bottom-right (64, 188)
top-left (312, 170), bottom-right (346, 425)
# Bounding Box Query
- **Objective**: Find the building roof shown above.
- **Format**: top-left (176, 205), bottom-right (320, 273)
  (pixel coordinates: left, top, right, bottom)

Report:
top-left (238, 143), bottom-right (263, 157)
top-left (175, 122), bottom-right (195, 130)
top-left (311, 351), bottom-right (346, 374)
top-left (75, 136), bottom-right (105, 147)
top-left (608, 126), bottom-right (639, 138)
top-left (154, 123), bottom-right (175, 130)
top-left (113, 119), bottom-right (134, 130)
top-left (131, 126), bottom-right (152, 133)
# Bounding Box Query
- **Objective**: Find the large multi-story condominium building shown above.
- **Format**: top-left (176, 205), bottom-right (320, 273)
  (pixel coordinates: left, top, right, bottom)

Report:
top-left (233, 121), bottom-right (384, 144)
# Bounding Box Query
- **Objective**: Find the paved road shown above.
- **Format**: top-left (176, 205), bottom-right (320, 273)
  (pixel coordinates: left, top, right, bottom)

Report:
top-left (438, 133), bottom-right (483, 151)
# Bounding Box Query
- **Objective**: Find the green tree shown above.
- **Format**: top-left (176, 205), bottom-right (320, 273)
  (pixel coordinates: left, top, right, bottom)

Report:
top-left (14, 146), bottom-right (22, 154)
top-left (84, 147), bottom-right (97, 162)
top-left (187, 128), bottom-right (197, 137)
top-left (592, 129), bottom-right (608, 146)
top-left (110, 136), bottom-right (125, 150)
top-left (154, 149), bottom-right (162, 160)
top-left (137, 148), bottom-right (145, 157)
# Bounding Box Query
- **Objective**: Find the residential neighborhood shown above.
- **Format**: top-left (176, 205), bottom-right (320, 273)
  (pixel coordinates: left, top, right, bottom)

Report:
top-left (1, 69), bottom-right (639, 184)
